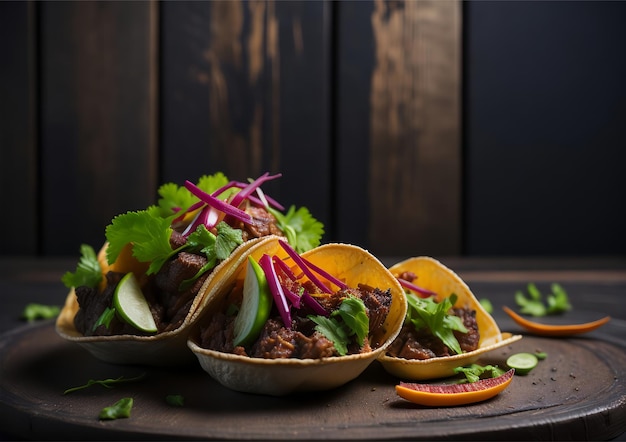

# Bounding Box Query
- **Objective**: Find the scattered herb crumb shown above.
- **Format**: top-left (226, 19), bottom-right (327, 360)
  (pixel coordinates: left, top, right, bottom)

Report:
top-left (99, 397), bottom-right (133, 420)
top-left (479, 298), bottom-right (493, 314)
top-left (21, 303), bottom-right (61, 321)
top-left (166, 394), bottom-right (184, 407)
top-left (453, 363), bottom-right (505, 383)
top-left (64, 373), bottom-right (146, 395)
top-left (515, 283), bottom-right (571, 317)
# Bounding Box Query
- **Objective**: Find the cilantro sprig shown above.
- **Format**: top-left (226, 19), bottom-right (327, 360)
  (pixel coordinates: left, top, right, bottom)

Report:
top-left (454, 363), bottom-right (505, 383)
top-left (405, 293), bottom-right (467, 355)
top-left (99, 397), bottom-right (133, 420)
top-left (268, 205), bottom-right (324, 253)
top-left (309, 296), bottom-right (369, 356)
top-left (61, 244), bottom-right (102, 289)
top-left (21, 303), bottom-right (61, 321)
top-left (63, 373), bottom-right (146, 395)
top-left (515, 283), bottom-right (572, 317)
top-left (153, 172), bottom-right (232, 217)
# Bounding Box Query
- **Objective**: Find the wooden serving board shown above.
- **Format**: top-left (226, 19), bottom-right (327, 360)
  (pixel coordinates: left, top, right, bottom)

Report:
top-left (1, 320), bottom-right (625, 440)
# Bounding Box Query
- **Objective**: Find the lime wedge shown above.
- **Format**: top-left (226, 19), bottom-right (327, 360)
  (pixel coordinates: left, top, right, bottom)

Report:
top-left (233, 256), bottom-right (273, 347)
top-left (113, 272), bottom-right (157, 333)
top-left (506, 352), bottom-right (538, 375)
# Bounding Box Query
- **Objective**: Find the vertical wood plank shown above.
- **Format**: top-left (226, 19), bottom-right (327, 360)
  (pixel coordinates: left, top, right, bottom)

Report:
top-left (337, 0), bottom-right (462, 257)
top-left (160, 0), bottom-right (332, 237)
top-left (40, 1), bottom-right (159, 255)
top-left (465, 1), bottom-right (626, 256)
top-left (0, 1), bottom-right (38, 255)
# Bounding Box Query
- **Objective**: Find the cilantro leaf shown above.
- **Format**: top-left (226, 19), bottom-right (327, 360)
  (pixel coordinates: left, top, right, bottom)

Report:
top-left (61, 244), bottom-right (102, 289)
top-left (546, 283), bottom-right (572, 314)
top-left (214, 221), bottom-right (244, 260)
top-left (154, 172), bottom-right (231, 217)
top-left (155, 182), bottom-right (197, 217)
top-left (309, 315), bottom-right (351, 356)
top-left (333, 296), bottom-right (369, 345)
top-left (454, 363), bottom-right (504, 383)
top-left (178, 222), bottom-right (244, 291)
top-left (406, 293), bottom-right (467, 355)
top-left (309, 296), bottom-right (370, 356)
top-left (105, 210), bottom-right (175, 275)
top-left (515, 288), bottom-right (546, 316)
top-left (268, 205), bottom-right (324, 253)
top-left (196, 172), bottom-right (232, 197)
top-left (515, 283), bottom-right (571, 317)
top-left (99, 397), bottom-right (133, 420)
top-left (21, 303), bottom-right (61, 321)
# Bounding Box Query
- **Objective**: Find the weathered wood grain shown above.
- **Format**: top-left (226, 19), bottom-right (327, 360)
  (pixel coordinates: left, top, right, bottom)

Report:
top-left (0, 1), bottom-right (38, 254)
top-left (39, 1), bottom-right (159, 255)
top-left (160, 1), bottom-right (332, 236)
top-left (337, 0), bottom-right (462, 257)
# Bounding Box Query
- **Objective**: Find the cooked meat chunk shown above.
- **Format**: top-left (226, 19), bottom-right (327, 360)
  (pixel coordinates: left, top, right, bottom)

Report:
top-left (75, 250), bottom-right (210, 335)
top-left (198, 279), bottom-right (393, 359)
top-left (231, 206), bottom-right (284, 241)
top-left (74, 271), bottom-right (146, 336)
top-left (386, 306), bottom-right (480, 359)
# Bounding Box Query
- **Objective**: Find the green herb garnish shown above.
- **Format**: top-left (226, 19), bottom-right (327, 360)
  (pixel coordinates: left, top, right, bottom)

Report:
top-left (61, 244), bottom-right (102, 289)
top-left (92, 306), bottom-right (116, 332)
top-left (268, 205), bottom-right (324, 253)
top-left (309, 296), bottom-right (369, 356)
top-left (99, 397), bottom-right (133, 420)
top-left (21, 303), bottom-right (61, 321)
top-left (479, 298), bottom-right (493, 314)
top-left (178, 222), bottom-right (244, 291)
top-left (63, 373), bottom-right (146, 395)
top-left (406, 293), bottom-right (467, 355)
top-left (166, 394), bottom-right (185, 407)
top-left (454, 363), bottom-right (505, 383)
top-left (515, 283), bottom-right (572, 317)
top-left (153, 172), bottom-right (232, 217)
top-left (105, 210), bottom-right (175, 275)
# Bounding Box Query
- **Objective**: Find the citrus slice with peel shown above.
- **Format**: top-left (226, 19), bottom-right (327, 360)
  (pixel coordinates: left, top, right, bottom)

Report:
top-left (506, 352), bottom-right (538, 375)
top-left (396, 368), bottom-right (515, 406)
top-left (503, 306), bottom-right (610, 336)
top-left (233, 256), bottom-right (273, 347)
top-left (113, 272), bottom-right (157, 333)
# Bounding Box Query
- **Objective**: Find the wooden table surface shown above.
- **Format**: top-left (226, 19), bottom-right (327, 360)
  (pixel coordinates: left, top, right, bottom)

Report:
top-left (1, 256), bottom-right (625, 440)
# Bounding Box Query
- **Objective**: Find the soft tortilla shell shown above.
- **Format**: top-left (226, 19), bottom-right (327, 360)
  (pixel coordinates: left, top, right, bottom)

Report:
top-left (55, 237), bottom-right (269, 366)
top-left (378, 256), bottom-right (522, 380)
top-left (187, 241), bottom-right (407, 395)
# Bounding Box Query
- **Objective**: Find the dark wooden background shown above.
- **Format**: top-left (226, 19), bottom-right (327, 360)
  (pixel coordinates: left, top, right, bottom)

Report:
top-left (1, 0), bottom-right (625, 259)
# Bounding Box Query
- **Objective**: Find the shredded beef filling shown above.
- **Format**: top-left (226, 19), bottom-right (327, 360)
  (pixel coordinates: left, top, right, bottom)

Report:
top-left (73, 206), bottom-right (286, 337)
top-left (74, 249), bottom-right (210, 336)
top-left (199, 283), bottom-right (391, 359)
top-left (385, 306), bottom-right (480, 359)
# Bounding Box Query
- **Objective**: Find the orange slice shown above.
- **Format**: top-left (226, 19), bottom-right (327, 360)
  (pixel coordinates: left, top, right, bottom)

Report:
top-left (395, 368), bottom-right (514, 406)
top-left (503, 306), bottom-right (610, 337)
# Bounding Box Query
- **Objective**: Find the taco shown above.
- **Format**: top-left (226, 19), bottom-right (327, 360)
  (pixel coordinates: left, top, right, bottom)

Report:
top-left (55, 172), bottom-right (324, 365)
top-left (187, 238), bottom-right (407, 395)
top-left (378, 256), bottom-right (521, 380)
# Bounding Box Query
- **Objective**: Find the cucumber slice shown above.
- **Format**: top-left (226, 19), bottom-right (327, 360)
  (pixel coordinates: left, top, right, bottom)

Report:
top-left (233, 256), bottom-right (273, 347)
top-left (506, 352), bottom-right (538, 375)
top-left (112, 272), bottom-right (158, 333)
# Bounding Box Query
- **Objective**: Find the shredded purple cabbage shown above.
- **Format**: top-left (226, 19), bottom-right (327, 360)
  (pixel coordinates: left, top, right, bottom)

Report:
top-left (278, 240), bottom-right (333, 293)
top-left (397, 278), bottom-right (437, 298)
top-left (259, 253), bottom-right (292, 328)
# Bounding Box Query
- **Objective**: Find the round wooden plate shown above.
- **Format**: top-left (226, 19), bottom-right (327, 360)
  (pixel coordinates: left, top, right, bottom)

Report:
top-left (1, 319), bottom-right (625, 440)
